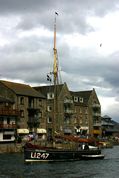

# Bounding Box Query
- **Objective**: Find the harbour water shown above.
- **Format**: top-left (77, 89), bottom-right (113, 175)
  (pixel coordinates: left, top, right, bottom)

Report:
top-left (0, 146), bottom-right (119, 178)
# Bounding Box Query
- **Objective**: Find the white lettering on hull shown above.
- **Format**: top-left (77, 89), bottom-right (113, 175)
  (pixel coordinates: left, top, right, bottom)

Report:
top-left (31, 152), bottom-right (49, 159)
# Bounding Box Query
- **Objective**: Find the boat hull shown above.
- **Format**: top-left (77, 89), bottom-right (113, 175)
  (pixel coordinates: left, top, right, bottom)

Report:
top-left (24, 148), bottom-right (104, 163)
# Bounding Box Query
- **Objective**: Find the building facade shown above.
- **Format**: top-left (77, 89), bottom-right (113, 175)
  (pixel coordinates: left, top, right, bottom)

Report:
top-left (0, 80), bottom-right (46, 140)
top-left (0, 96), bottom-right (19, 142)
top-left (70, 89), bottom-right (101, 137)
top-left (101, 115), bottom-right (119, 137)
top-left (34, 82), bottom-right (76, 141)
top-left (0, 80), bottom-right (102, 142)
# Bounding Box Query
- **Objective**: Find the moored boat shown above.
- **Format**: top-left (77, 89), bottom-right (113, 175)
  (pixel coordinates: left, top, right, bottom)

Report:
top-left (24, 142), bottom-right (104, 163)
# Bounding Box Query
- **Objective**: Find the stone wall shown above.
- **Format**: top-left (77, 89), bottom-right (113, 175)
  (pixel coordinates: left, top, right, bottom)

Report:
top-left (0, 143), bottom-right (23, 153)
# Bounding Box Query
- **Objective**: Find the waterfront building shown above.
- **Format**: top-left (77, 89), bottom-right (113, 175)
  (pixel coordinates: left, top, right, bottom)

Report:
top-left (34, 82), bottom-right (75, 141)
top-left (0, 79), bottom-right (102, 142)
top-left (0, 80), bottom-right (46, 141)
top-left (101, 115), bottom-right (119, 137)
top-left (70, 89), bottom-right (101, 137)
top-left (0, 96), bottom-right (19, 142)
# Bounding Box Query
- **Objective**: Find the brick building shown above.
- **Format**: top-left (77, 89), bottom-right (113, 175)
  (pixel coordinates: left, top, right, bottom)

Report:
top-left (0, 80), bottom-right (46, 140)
top-left (70, 89), bottom-right (101, 137)
top-left (34, 82), bottom-right (75, 141)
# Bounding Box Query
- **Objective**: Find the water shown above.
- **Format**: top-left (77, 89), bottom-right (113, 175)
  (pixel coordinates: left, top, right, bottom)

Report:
top-left (0, 146), bottom-right (119, 178)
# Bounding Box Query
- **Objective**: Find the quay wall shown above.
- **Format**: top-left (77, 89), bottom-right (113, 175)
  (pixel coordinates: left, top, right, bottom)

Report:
top-left (0, 143), bottom-right (23, 153)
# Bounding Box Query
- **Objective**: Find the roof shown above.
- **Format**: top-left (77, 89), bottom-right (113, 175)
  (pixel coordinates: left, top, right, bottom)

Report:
top-left (0, 80), bottom-right (45, 98)
top-left (70, 90), bottom-right (92, 106)
top-left (102, 115), bottom-right (112, 119)
top-left (34, 84), bottom-right (64, 97)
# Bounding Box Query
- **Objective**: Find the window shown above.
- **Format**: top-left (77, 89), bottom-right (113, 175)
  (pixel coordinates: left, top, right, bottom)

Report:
top-left (79, 97), bottom-right (83, 103)
top-left (7, 117), bottom-right (10, 124)
top-left (74, 96), bottom-right (78, 102)
top-left (47, 92), bottom-right (54, 99)
top-left (20, 110), bottom-right (24, 117)
top-left (39, 99), bottom-right (42, 106)
top-left (47, 106), bottom-right (52, 112)
top-left (3, 135), bottom-right (11, 140)
top-left (20, 96), bottom-right (24, 105)
top-left (47, 117), bottom-right (52, 123)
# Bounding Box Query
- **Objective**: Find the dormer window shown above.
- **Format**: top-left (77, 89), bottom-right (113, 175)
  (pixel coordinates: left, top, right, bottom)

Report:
top-left (79, 97), bottom-right (83, 103)
top-left (47, 92), bottom-right (54, 99)
top-left (74, 96), bottom-right (79, 102)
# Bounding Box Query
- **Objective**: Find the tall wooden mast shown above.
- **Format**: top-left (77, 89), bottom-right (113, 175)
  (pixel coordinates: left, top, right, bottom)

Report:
top-left (53, 12), bottom-right (59, 140)
top-left (53, 12), bottom-right (59, 85)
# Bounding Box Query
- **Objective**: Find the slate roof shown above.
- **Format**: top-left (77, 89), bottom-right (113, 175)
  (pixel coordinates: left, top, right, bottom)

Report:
top-left (34, 84), bottom-right (64, 97)
top-left (0, 80), bottom-right (45, 98)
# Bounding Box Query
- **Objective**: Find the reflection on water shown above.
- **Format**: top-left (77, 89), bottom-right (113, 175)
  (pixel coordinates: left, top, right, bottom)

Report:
top-left (0, 146), bottom-right (119, 178)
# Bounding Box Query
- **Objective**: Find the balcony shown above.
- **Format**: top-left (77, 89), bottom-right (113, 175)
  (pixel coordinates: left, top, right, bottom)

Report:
top-left (0, 109), bottom-right (20, 116)
top-left (27, 105), bottom-right (40, 111)
top-left (0, 123), bottom-right (17, 129)
top-left (64, 99), bottom-right (73, 104)
top-left (93, 122), bottom-right (101, 126)
top-left (93, 112), bottom-right (101, 117)
top-left (92, 104), bottom-right (100, 108)
top-left (64, 109), bottom-right (74, 114)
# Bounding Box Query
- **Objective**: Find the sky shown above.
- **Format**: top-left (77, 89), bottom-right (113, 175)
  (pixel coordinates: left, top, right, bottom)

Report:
top-left (0, 0), bottom-right (119, 121)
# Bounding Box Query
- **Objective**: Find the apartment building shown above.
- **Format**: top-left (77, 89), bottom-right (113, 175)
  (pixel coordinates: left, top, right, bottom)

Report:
top-left (0, 80), bottom-right (46, 140)
top-left (70, 89), bottom-right (101, 137)
top-left (0, 96), bottom-right (19, 142)
top-left (101, 115), bottom-right (119, 137)
top-left (34, 82), bottom-right (75, 141)
top-left (0, 80), bottom-right (102, 142)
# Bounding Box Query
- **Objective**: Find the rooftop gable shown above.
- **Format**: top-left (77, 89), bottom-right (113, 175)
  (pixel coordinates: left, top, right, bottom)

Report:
top-left (34, 84), bottom-right (64, 97)
top-left (70, 90), bottom-right (92, 105)
top-left (0, 80), bottom-right (44, 98)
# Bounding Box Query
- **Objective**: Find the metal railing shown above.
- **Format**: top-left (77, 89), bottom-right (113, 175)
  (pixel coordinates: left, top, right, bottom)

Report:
top-left (0, 109), bottom-right (20, 116)
top-left (0, 123), bottom-right (17, 129)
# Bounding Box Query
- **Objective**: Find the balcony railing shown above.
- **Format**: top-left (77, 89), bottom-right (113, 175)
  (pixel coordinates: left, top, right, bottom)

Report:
top-left (64, 109), bottom-right (74, 114)
top-left (27, 106), bottom-right (40, 110)
top-left (93, 112), bottom-right (101, 117)
top-left (64, 99), bottom-right (73, 104)
top-left (93, 122), bottom-right (101, 126)
top-left (92, 104), bottom-right (100, 108)
top-left (0, 124), bottom-right (17, 129)
top-left (0, 109), bottom-right (20, 116)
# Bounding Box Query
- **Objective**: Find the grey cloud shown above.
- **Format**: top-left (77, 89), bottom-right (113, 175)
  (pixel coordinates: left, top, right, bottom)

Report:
top-left (1, 0), bottom-right (118, 34)
top-left (0, 0), bottom-right (119, 121)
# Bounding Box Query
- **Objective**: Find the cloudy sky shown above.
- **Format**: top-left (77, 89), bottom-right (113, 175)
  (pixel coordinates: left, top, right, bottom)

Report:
top-left (0, 0), bottom-right (119, 121)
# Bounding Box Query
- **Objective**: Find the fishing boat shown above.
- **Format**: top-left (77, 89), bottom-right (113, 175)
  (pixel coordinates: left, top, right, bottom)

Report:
top-left (24, 134), bottom-right (104, 163)
top-left (23, 12), bottom-right (104, 163)
top-left (24, 141), bottom-right (104, 163)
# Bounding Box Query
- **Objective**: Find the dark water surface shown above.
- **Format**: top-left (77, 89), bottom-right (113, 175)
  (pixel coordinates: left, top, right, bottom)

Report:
top-left (0, 146), bottom-right (119, 178)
